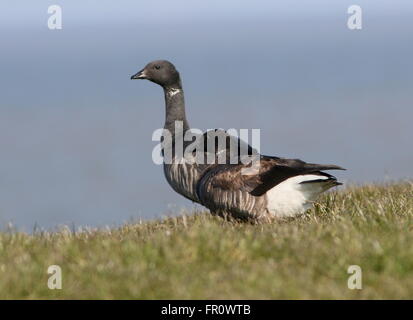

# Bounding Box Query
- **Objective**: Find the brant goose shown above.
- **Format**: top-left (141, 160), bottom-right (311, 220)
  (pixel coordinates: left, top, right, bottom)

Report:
top-left (131, 60), bottom-right (344, 221)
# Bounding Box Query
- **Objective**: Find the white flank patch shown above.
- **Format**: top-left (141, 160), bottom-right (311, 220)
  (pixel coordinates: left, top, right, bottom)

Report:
top-left (266, 175), bottom-right (331, 218)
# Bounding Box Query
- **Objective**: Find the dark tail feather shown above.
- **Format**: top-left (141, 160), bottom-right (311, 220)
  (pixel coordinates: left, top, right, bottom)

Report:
top-left (249, 157), bottom-right (345, 197)
top-left (303, 163), bottom-right (346, 171)
top-left (300, 178), bottom-right (343, 186)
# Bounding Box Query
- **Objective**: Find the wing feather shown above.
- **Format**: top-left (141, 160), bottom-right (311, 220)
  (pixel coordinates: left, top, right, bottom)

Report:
top-left (196, 155), bottom-right (345, 201)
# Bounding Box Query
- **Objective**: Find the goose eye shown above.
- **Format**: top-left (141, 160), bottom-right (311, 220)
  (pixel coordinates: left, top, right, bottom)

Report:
top-left (155, 65), bottom-right (161, 70)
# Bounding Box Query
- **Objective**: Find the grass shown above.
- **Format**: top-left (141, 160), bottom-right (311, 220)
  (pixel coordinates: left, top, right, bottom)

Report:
top-left (1, 182), bottom-right (413, 299)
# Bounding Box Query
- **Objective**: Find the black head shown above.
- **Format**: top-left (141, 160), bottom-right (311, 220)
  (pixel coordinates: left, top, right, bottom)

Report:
top-left (131, 60), bottom-right (181, 88)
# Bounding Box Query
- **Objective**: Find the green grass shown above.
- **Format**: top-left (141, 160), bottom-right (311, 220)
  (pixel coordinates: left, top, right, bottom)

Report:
top-left (1, 182), bottom-right (413, 299)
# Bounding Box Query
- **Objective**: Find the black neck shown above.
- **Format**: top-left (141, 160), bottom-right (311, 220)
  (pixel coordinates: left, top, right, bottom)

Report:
top-left (163, 83), bottom-right (189, 135)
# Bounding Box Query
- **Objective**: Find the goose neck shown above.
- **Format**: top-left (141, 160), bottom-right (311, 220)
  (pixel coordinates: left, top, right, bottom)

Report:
top-left (163, 86), bottom-right (189, 134)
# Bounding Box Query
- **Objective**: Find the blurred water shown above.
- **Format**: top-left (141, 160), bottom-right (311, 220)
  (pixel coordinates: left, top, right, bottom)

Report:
top-left (0, 1), bottom-right (412, 230)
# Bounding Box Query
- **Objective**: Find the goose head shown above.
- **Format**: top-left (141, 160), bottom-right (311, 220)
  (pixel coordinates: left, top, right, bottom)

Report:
top-left (131, 60), bottom-right (181, 88)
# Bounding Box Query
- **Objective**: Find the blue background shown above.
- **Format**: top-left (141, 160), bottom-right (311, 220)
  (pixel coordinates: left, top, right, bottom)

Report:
top-left (0, 1), bottom-right (412, 230)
